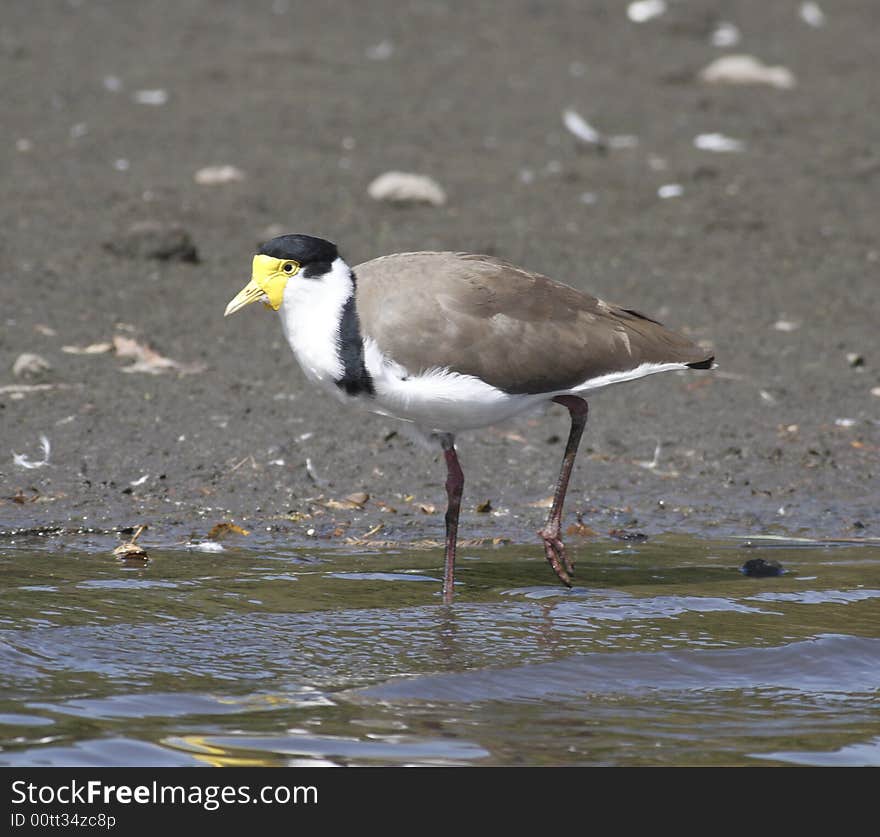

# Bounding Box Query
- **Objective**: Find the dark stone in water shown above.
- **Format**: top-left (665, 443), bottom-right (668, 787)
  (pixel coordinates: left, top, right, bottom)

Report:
top-left (609, 529), bottom-right (648, 542)
top-left (741, 557), bottom-right (784, 577)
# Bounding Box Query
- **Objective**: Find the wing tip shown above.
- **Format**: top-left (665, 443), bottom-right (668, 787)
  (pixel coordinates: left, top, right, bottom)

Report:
top-left (686, 356), bottom-right (716, 370)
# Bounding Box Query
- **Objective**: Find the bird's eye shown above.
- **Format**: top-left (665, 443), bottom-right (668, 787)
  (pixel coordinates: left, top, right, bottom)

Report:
top-left (283, 263), bottom-right (295, 273)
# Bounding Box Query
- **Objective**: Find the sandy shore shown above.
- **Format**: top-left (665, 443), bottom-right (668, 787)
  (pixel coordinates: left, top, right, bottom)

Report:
top-left (2, 0), bottom-right (877, 546)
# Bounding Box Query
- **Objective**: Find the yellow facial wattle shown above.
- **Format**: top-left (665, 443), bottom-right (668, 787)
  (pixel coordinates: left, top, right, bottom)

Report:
top-left (224, 255), bottom-right (300, 316)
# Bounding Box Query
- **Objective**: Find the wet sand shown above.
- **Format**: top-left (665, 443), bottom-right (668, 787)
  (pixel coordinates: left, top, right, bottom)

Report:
top-left (2, 0), bottom-right (878, 546)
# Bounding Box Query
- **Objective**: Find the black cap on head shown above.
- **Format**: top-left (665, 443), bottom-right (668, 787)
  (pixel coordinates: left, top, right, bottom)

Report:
top-left (258, 234), bottom-right (340, 277)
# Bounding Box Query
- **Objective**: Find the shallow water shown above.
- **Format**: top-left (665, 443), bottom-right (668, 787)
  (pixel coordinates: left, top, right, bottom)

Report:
top-left (1, 532), bottom-right (878, 766)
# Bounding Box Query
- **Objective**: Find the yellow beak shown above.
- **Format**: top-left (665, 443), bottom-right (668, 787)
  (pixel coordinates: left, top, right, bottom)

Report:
top-left (225, 255), bottom-right (291, 316)
top-left (224, 278), bottom-right (264, 317)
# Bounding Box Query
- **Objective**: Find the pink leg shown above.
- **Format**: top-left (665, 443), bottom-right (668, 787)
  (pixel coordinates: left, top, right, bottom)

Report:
top-left (440, 434), bottom-right (463, 604)
top-left (538, 395), bottom-right (589, 587)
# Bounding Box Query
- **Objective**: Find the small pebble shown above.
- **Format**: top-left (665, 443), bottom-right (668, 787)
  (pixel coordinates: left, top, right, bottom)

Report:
top-left (13, 353), bottom-right (52, 379)
top-left (627, 0), bottom-right (666, 23)
top-left (799, 2), bottom-right (826, 28)
top-left (710, 21), bottom-right (741, 48)
top-left (694, 133), bottom-right (746, 153)
top-left (562, 108), bottom-right (604, 146)
top-left (658, 183), bottom-right (683, 199)
top-left (773, 319), bottom-right (800, 332)
top-left (846, 353), bottom-right (864, 368)
top-left (367, 171), bottom-right (446, 206)
top-left (195, 165), bottom-right (245, 185)
top-left (133, 89), bottom-right (168, 106)
top-left (699, 55), bottom-right (796, 90)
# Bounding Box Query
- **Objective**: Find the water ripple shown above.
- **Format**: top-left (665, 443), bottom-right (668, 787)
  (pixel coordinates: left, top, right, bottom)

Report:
top-left (746, 589), bottom-right (880, 605)
top-left (356, 635), bottom-right (880, 703)
top-left (755, 736), bottom-right (880, 766)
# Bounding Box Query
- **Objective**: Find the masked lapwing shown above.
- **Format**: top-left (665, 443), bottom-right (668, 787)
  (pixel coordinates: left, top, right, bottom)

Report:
top-left (226, 234), bottom-right (714, 602)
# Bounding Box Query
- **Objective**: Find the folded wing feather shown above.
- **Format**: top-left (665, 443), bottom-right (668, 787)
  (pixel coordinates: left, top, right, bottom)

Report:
top-left (355, 252), bottom-right (712, 395)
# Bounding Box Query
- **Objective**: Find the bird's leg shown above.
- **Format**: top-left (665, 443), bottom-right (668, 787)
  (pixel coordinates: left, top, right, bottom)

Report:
top-left (439, 433), bottom-right (463, 604)
top-left (538, 395), bottom-right (589, 587)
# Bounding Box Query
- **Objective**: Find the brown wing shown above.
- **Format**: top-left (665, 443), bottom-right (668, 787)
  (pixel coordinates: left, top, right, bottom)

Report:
top-left (354, 252), bottom-right (712, 395)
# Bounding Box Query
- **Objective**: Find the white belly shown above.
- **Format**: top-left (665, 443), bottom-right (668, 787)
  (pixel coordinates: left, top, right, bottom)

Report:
top-left (361, 338), bottom-right (544, 432)
top-left (358, 341), bottom-right (691, 433)
top-left (371, 368), bottom-right (546, 432)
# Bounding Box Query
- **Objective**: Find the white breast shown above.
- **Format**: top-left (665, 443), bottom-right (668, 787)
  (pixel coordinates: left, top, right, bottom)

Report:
top-left (278, 258), bottom-right (351, 398)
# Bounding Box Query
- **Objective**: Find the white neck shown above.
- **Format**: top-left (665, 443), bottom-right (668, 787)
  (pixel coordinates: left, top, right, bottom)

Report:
top-left (278, 256), bottom-right (357, 394)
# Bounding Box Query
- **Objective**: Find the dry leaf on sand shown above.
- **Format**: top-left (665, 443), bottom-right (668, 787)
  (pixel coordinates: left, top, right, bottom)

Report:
top-left (113, 335), bottom-right (206, 375)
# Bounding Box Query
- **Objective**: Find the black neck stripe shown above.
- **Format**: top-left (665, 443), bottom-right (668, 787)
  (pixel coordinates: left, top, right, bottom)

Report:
top-left (335, 272), bottom-right (375, 397)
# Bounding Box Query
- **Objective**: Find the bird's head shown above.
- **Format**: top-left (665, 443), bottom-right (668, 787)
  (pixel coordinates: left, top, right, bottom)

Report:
top-left (224, 234), bottom-right (340, 316)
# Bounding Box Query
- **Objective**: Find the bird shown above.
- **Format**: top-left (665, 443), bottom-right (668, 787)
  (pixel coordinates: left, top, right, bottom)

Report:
top-left (225, 234), bottom-right (714, 603)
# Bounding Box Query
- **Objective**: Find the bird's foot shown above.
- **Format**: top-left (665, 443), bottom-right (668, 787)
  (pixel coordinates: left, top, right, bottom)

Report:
top-left (538, 528), bottom-right (575, 587)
